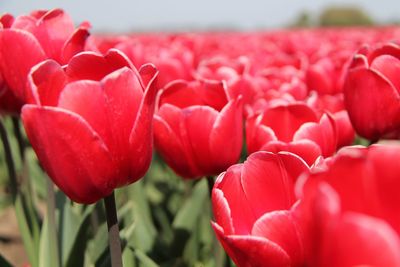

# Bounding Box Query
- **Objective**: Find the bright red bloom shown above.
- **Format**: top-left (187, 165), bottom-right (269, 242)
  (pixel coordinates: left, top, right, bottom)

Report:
top-left (246, 103), bottom-right (337, 166)
top-left (153, 79), bottom-right (243, 178)
top-left (344, 43), bottom-right (400, 141)
top-left (21, 49), bottom-right (159, 203)
top-left (0, 9), bottom-right (89, 111)
top-left (307, 92), bottom-right (355, 148)
top-left (116, 39), bottom-right (194, 87)
top-left (212, 151), bottom-right (309, 267)
top-left (298, 145), bottom-right (400, 266)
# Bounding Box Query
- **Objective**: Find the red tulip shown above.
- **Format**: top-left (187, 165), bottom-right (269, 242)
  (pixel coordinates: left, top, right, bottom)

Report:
top-left (246, 103), bottom-right (337, 166)
top-left (212, 151), bottom-right (309, 267)
top-left (0, 9), bottom-right (90, 109)
top-left (21, 49), bottom-right (159, 203)
top-left (298, 145), bottom-right (400, 266)
top-left (154, 79), bottom-right (243, 178)
top-left (307, 92), bottom-right (355, 148)
top-left (344, 43), bottom-right (400, 141)
top-left (116, 39), bottom-right (194, 87)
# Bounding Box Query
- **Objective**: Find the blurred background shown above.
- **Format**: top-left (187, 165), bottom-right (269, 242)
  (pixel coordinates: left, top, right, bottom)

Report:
top-left (1, 0), bottom-right (400, 32)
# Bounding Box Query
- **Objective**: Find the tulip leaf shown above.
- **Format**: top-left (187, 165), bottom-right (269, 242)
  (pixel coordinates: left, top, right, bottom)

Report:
top-left (88, 222), bottom-right (109, 266)
top-left (172, 179), bottom-right (208, 231)
top-left (125, 180), bottom-right (157, 252)
top-left (131, 247), bottom-right (159, 267)
top-left (62, 203), bottom-right (95, 267)
top-left (122, 247), bottom-right (136, 267)
top-left (170, 179), bottom-right (208, 258)
top-left (14, 194), bottom-right (39, 267)
top-left (38, 213), bottom-right (60, 267)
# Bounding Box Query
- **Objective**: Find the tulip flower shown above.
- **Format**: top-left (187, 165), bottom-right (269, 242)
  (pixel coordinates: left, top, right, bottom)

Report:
top-left (0, 9), bottom-right (90, 111)
top-left (307, 92), bottom-right (355, 148)
top-left (246, 103), bottom-right (337, 166)
top-left (344, 43), bottom-right (400, 141)
top-left (153, 79), bottom-right (243, 178)
top-left (212, 151), bottom-right (309, 267)
top-left (21, 49), bottom-right (159, 204)
top-left (298, 145), bottom-right (400, 266)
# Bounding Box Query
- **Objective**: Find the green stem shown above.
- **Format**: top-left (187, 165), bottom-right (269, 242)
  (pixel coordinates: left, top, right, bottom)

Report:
top-left (46, 179), bottom-right (61, 267)
top-left (11, 116), bottom-right (24, 161)
top-left (104, 192), bottom-right (123, 267)
top-left (0, 116), bottom-right (18, 200)
top-left (206, 176), bottom-right (215, 198)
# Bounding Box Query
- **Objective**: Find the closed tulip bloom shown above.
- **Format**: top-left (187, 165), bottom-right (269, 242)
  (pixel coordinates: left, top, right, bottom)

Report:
top-left (212, 151), bottom-right (309, 267)
top-left (246, 103), bottom-right (337, 166)
top-left (344, 43), bottom-right (400, 141)
top-left (0, 9), bottom-right (89, 110)
top-left (21, 49), bottom-right (159, 203)
top-left (154, 79), bottom-right (243, 178)
top-left (298, 145), bottom-right (400, 266)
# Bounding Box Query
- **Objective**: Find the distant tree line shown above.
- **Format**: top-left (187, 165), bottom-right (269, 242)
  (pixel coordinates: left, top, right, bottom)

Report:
top-left (291, 6), bottom-right (398, 27)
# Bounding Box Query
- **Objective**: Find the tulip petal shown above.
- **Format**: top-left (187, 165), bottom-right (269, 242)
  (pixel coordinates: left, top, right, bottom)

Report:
top-left (262, 140), bottom-right (321, 166)
top-left (241, 152), bottom-right (300, 216)
top-left (184, 106), bottom-right (218, 175)
top-left (0, 29), bottom-right (46, 101)
top-left (246, 115), bottom-right (277, 154)
top-left (294, 113), bottom-right (337, 157)
top-left (212, 187), bottom-right (234, 235)
top-left (344, 68), bottom-right (400, 140)
top-left (27, 59), bottom-right (67, 105)
top-left (214, 164), bottom-right (257, 234)
top-left (261, 104), bottom-right (318, 142)
top-left (128, 65), bottom-right (159, 182)
top-left (320, 213), bottom-right (400, 267)
top-left (66, 49), bottom-right (133, 81)
top-left (154, 113), bottom-right (199, 178)
top-left (371, 54), bottom-right (400, 93)
top-left (333, 110), bottom-right (355, 147)
top-left (223, 235), bottom-right (291, 267)
top-left (21, 105), bottom-right (115, 204)
top-left (61, 27), bottom-right (90, 64)
top-left (368, 145), bottom-right (400, 234)
top-left (160, 80), bottom-right (204, 109)
top-left (33, 9), bottom-right (75, 62)
top-left (252, 210), bottom-right (304, 265)
top-left (102, 68), bottom-right (143, 159)
top-left (209, 98), bottom-right (243, 174)
top-left (57, 80), bottom-right (112, 148)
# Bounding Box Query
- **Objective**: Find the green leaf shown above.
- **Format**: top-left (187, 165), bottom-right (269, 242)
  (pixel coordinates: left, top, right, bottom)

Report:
top-left (170, 180), bottom-right (208, 258)
top-left (14, 194), bottom-right (39, 267)
top-left (62, 203), bottom-right (95, 267)
top-left (88, 222), bottom-right (109, 266)
top-left (38, 213), bottom-right (59, 267)
top-left (122, 246), bottom-right (136, 267)
top-left (132, 248), bottom-right (159, 267)
top-left (172, 179), bottom-right (208, 231)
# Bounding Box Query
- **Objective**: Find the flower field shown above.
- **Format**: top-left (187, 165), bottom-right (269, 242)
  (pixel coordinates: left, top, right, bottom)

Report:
top-left (1, 8), bottom-right (400, 267)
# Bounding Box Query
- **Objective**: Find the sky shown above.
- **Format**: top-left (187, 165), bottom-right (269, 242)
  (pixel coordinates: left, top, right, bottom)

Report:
top-left (1, 0), bottom-right (400, 32)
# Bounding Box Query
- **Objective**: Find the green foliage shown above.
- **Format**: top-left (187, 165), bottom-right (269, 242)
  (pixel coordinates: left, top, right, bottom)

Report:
top-left (0, 120), bottom-right (233, 266)
top-left (319, 6), bottom-right (374, 27)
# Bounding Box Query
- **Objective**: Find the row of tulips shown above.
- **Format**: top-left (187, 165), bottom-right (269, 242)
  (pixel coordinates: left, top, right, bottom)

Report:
top-left (1, 8), bottom-right (400, 267)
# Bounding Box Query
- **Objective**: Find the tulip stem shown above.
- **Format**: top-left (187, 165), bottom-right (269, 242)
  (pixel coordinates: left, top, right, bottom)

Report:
top-left (11, 116), bottom-right (25, 160)
top-left (46, 179), bottom-right (61, 267)
top-left (0, 116), bottom-right (18, 200)
top-left (104, 191), bottom-right (123, 267)
top-left (206, 176), bottom-right (215, 197)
